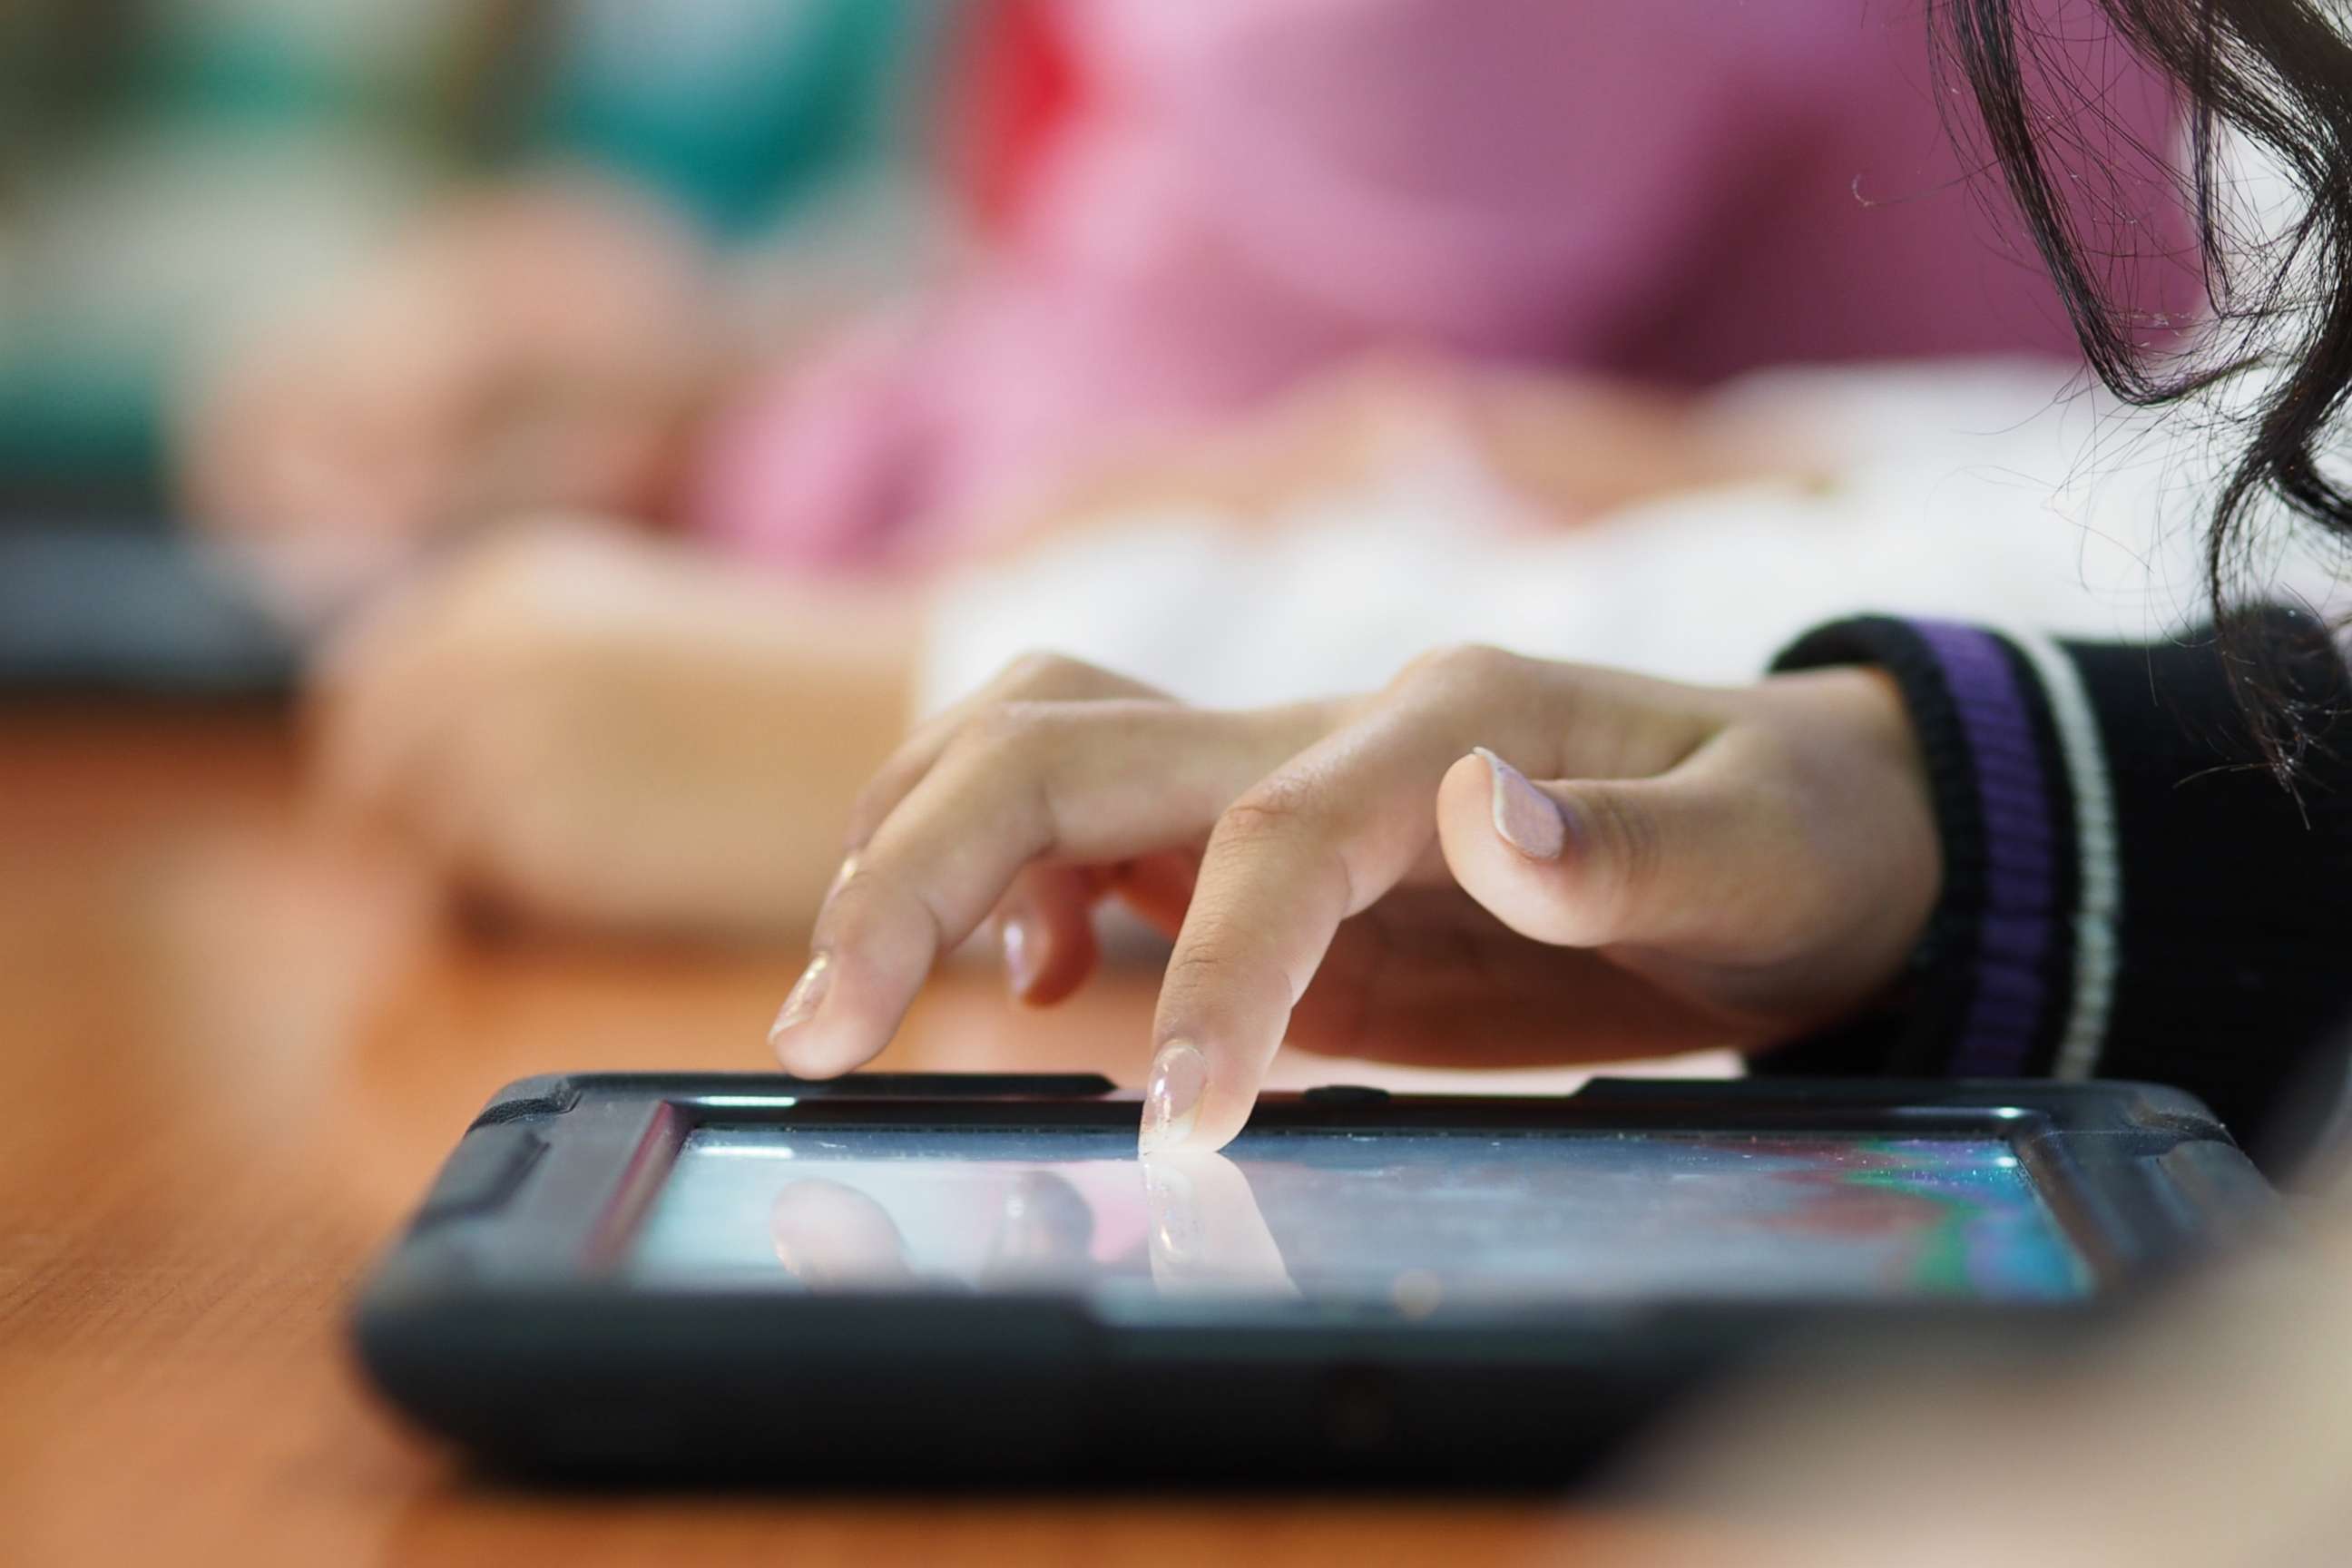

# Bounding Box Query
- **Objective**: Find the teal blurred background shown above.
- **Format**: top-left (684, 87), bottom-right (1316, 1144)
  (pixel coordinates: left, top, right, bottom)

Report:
top-left (0, 0), bottom-right (935, 514)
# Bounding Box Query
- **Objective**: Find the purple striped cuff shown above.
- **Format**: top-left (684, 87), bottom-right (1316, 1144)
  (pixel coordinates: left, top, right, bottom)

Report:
top-left (1910, 622), bottom-right (2060, 1076)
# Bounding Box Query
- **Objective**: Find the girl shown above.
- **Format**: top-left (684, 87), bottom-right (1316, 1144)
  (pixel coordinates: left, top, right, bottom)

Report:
top-left (768, 0), bottom-right (2352, 1176)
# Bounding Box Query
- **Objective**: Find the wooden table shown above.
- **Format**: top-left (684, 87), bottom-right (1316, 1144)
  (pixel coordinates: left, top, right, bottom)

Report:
top-left (0, 710), bottom-right (1712, 1566)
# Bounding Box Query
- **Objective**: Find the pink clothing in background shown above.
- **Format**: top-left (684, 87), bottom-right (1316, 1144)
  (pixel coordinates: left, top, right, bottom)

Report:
top-left (691, 0), bottom-right (2193, 574)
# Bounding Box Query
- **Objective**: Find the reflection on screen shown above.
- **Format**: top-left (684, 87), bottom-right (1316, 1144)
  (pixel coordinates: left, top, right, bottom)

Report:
top-left (628, 1126), bottom-right (2092, 1306)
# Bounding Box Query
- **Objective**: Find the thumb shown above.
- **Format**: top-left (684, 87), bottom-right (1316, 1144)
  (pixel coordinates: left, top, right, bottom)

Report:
top-left (1436, 746), bottom-right (1782, 952)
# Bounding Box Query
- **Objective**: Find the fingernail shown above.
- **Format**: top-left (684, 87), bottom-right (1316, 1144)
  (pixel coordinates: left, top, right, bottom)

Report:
top-left (999, 908), bottom-right (1044, 999)
top-left (769, 953), bottom-right (832, 1051)
top-left (1139, 1040), bottom-right (1207, 1153)
top-left (825, 855), bottom-right (859, 904)
top-left (1475, 746), bottom-right (1565, 860)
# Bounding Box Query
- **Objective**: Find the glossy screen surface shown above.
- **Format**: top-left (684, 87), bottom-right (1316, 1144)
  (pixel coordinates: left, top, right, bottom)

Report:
top-left (628, 1124), bottom-right (2092, 1305)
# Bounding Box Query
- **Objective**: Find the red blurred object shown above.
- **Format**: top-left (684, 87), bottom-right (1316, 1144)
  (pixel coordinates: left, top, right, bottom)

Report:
top-left (946, 0), bottom-right (1085, 232)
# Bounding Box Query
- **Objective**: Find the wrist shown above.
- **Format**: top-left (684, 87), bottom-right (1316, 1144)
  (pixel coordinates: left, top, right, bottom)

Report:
top-left (1772, 663), bottom-right (1943, 1023)
top-left (1763, 617), bottom-right (2079, 1081)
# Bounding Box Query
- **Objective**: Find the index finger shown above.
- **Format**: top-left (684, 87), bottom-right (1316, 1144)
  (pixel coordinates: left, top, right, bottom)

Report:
top-left (1141, 697), bottom-right (1489, 1153)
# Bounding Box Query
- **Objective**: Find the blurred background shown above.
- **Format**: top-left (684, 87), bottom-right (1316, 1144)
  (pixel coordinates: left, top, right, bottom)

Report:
top-left (0, 0), bottom-right (2225, 941)
top-left (0, 0), bottom-right (948, 691)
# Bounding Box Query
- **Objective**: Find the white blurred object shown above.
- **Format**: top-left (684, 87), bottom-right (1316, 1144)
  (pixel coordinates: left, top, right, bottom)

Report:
top-left (916, 357), bottom-right (2340, 714)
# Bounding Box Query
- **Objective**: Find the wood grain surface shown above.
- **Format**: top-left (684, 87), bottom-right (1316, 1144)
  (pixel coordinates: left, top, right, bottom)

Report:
top-left (0, 709), bottom-right (1721, 1566)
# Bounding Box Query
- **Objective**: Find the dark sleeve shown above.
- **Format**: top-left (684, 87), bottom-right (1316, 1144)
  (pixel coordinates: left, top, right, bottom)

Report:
top-left (1754, 608), bottom-right (2352, 1173)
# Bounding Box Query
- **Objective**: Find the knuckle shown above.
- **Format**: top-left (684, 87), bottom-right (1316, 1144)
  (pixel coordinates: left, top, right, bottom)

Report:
top-left (1160, 917), bottom-right (1276, 1011)
top-left (1577, 788), bottom-right (1660, 912)
top-left (1391, 642), bottom-right (1526, 700)
top-left (960, 699), bottom-right (1063, 761)
top-left (1214, 773), bottom-right (1325, 848)
top-left (1162, 900), bottom-right (1303, 1019)
top-left (815, 858), bottom-right (887, 929)
top-left (1159, 941), bottom-right (1232, 995)
top-left (997, 649), bottom-right (1087, 696)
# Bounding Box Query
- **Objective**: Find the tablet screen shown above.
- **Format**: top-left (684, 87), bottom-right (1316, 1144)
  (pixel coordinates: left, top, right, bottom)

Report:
top-left (628, 1125), bottom-right (2092, 1305)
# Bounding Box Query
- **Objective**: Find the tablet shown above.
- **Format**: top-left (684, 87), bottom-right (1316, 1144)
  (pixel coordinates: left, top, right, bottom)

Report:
top-left (352, 1073), bottom-right (2277, 1485)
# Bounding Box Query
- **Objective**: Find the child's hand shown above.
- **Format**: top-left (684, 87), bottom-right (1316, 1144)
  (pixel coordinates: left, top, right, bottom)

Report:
top-left (177, 181), bottom-right (719, 616)
top-left (312, 521), bottom-right (917, 935)
top-left (769, 645), bottom-right (1942, 1152)
top-left (1013, 358), bottom-right (1798, 548)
